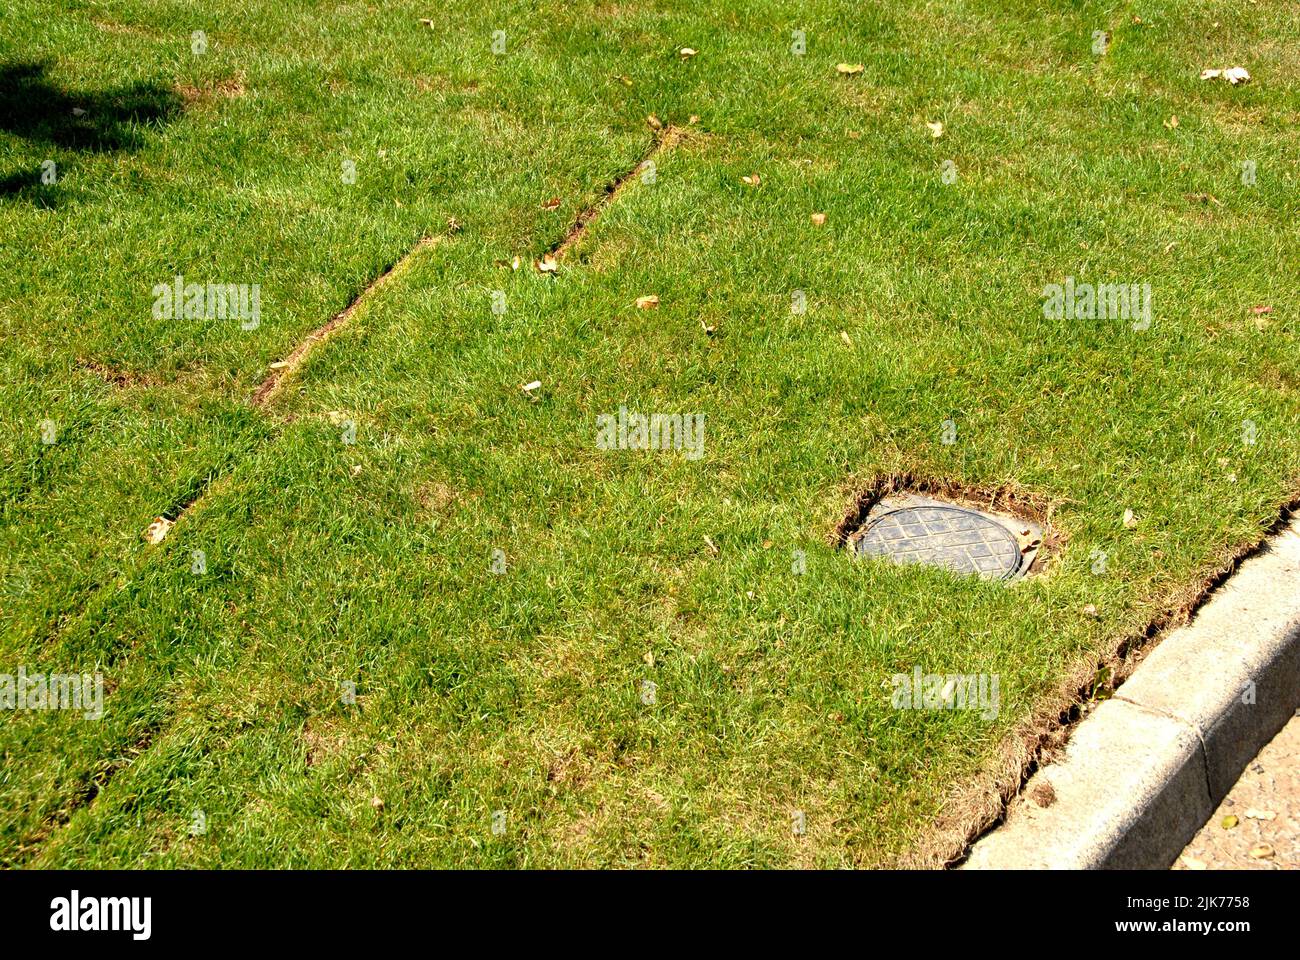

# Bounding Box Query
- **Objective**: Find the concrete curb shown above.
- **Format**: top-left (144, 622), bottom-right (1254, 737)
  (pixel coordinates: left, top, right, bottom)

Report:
top-left (963, 516), bottom-right (1300, 869)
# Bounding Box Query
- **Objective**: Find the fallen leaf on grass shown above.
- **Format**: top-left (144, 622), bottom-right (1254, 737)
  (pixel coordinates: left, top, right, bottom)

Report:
top-left (703, 535), bottom-right (719, 555)
top-left (613, 74), bottom-right (633, 87)
top-left (1200, 67), bottom-right (1251, 85)
top-left (836, 63), bottom-right (864, 76)
top-left (521, 380), bottom-right (542, 394)
top-left (370, 797), bottom-right (384, 810)
top-left (647, 114), bottom-right (663, 131)
top-left (926, 120), bottom-right (944, 138)
top-left (1122, 508), bottom-right (1138, 529)
top-left (541, 197), bottom-right (561, 211)
top-left (679, 47), bottom-right (697, 59)
top-left (635, 295), bottom-right (659, 309)
top-left (1083, 603), bottom-right (1099, 618)
top-left (688, 114), bottom-right (700, 124)
top-left (536, 254), bottom-right (558, 273)
top-left (810, 212), bottom-right (827, 226)
top-left (699, 319), bottom-right (715, 336)
top-left (269, 360), bottom-right (289, 370)
top-left (840, 330), bottom-right (853, 347)
top-left (143, 517), bottom-right (173, 545)
top-left (741, 173), bottom-right (761, 186)
top-left (1164, 114), bottom-right (1179, 129)
top-left (1250, 305), bottom-right (1272, 315)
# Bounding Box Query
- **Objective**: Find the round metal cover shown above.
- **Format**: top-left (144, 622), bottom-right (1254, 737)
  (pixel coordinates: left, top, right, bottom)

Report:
top-left (854, 505), bottom-right (1022, 580)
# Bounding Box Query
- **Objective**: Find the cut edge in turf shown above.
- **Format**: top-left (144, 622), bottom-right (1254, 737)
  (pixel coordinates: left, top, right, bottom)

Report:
top-left (76, 357), bottom-right (162, 389)
top-left (17, 477), bottom-right (238, 863)
top-left (902, 483), bottom-right (1300, 870)
top-left (831, 471), bottom-right (1065, 577)
top-left (548, 123), bottom-right (687, 262)
top-left (250, 234), bottom-right (446, 407)
top-left (33, 466), bottom-right (240, 650)
top-left (14, 471), bottom-right (246, 863)
top-left (143, 469), bottom-right (234, 544)
top-left (12, 720), bottom-right (160, 867)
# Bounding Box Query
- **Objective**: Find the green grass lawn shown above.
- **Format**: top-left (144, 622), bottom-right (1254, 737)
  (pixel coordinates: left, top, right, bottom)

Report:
top-left (1, 0), bottom-right (1297, 868)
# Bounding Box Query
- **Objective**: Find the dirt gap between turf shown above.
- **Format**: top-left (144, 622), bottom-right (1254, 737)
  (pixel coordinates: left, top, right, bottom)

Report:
top-left (77, 358), bottom-right (161, 388)
top-left (173, 123), bottom-right (681, 534)
top-left (251, 235), bottom-right (445, 407)
top-left (549, 124), bottom-right (685, 261)
top-left (251, 125), bottom-right (683, 407)
top-left (15, 722), bottom-right (159, 866)
top-left (283, 128), bottom-right (687, 777)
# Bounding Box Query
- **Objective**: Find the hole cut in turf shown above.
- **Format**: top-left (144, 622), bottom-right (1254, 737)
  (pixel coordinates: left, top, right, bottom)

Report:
top-left (838, 476), bottom-right (1056, 581)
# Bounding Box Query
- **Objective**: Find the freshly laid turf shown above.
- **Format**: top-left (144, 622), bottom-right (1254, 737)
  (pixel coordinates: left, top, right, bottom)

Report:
top-left (1, 0), bottom-right (1296, 867)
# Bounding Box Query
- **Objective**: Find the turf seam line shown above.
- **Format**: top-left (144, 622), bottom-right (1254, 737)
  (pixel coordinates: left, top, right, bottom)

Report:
top-left (33, 466), bottom-right (239, 653)
top-left (20, 473), bottom-right (243, 859)
top-left (76, 358), bottom-right (161, 389)
top-left (549, 124), bottom-right (685, 261)
top-left (250, 234), bottom-right (444, 407)
top-left (14, 722), bottom-right (161, 867)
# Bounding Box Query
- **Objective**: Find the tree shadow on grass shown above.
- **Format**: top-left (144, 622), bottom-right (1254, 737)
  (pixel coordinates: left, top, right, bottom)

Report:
top-left (0, 169), bottom-right (58, 208)
top-left (0, 60), bottom-right (184, 204)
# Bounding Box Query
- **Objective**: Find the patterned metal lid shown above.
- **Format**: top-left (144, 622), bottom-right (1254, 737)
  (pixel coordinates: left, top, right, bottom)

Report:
top-left (854, 504), bottom-right (1023, 580)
